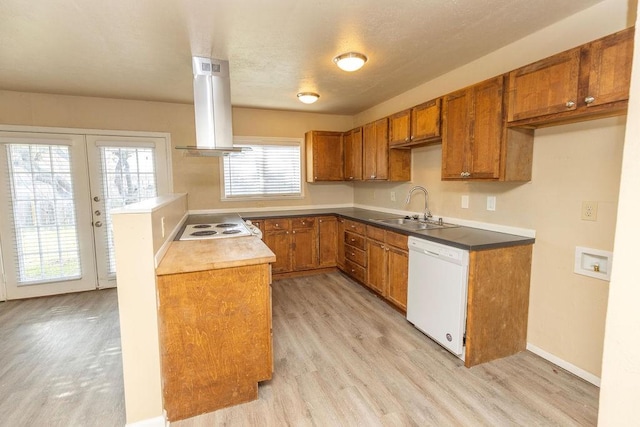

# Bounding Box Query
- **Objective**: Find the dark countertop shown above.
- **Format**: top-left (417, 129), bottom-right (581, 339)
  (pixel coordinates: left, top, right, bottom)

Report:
top-left (239, 208), bottom-right (535, 251)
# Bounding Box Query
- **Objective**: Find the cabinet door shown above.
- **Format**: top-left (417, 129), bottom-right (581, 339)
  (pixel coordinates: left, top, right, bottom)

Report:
top-left (336, 218), bottom-right (346, 269)
top-left (585, 27), bottom-right (634, 108)
top-left (344, 127), bottom-right (363, 181)
top-left (470, 76), bottom-right (503, 179)
top-left (291, 227), bottom-right (317, 271)
top-left (264, 230), bottom-right (291, 273)
top-left (442, 88), bottom-right (471, 179)
top-left (411, 99), bottom-right (441, 142)
top-left (389, 109), bottom-right (411, 146)
top-left (507, 48), bottom-right (580, 121)
top-left (363, 118), bottom-right (389, 180)
top-left (305, 131), bottom-right (344, 182)
top-left (366, 239), bottom-right (386, 294)
top-left (387, 246), bottom-right (408, 311)
top-left (318, 216), bottom-right (338, 268)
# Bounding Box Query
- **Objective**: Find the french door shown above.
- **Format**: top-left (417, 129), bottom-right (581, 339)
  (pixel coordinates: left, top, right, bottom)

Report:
top-left (0, 130), bottom-right (169, 299)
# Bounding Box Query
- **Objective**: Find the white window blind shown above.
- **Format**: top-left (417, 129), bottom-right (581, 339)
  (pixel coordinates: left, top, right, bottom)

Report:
top-left (222, 140), bottom-right (302, 199)
top-left (98, 146), bottom-right (158, 275)
top-left (5, 144), bottom-right (82, 285)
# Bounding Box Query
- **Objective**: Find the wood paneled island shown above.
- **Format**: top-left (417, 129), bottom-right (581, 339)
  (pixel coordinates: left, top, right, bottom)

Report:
top-left (156, 236), bottom-right (275, 422)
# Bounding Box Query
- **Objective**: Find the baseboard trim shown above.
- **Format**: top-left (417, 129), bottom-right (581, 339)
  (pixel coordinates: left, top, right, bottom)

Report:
top-left (125, 413), bottom-right (168, 427)
top-left (526, 343), bottom-right (601, 387)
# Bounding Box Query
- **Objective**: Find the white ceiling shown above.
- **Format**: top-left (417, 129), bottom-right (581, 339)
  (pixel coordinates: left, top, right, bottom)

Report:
top-left (0, 0), bottom-right (603, 115)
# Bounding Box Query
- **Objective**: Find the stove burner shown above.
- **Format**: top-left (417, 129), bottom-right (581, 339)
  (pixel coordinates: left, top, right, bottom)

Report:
top-left (216, 223), bottom-right (238, 228)
top-left (191, 230), bottom-right (218, 236)
top-left (222, 229), bottom-right (242, 234)
top-left (192, 224), bottom-right (212, 229)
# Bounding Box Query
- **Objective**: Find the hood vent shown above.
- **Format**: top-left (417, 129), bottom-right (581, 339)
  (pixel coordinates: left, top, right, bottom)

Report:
top-left (176, 57), bottom-right (249, 157)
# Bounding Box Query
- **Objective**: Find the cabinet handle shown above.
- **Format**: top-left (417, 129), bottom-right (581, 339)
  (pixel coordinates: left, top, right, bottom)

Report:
top-left (349, 176), bottom-right (354, 180)
top-left (460, 172), bottom-right (465, 177)
top-left (380, 244), bottom-right (385, 249)
top-left (566, 100), bottom-right (576, 108)
top-left (351, 238), bottom-right (356, 242)
top-left (410, 135), bottom-right (414, 140)
top-left (405, 137), bottom-right (410, 142)
top-left (351, 253), bottom-right (355, 256)
top-left (585, 96), bottom-right (595, 104)
top-left (292, 231), bottom-right (296, 234)
top-left (370, 175), bottom-right (376, 179)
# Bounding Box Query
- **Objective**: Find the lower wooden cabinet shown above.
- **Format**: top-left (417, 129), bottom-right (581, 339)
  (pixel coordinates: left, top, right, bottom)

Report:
top-left (291, 217), bottom-right (317, 271)
top-left (386, 245), bottom-right (408, 310)
top-left (263, 219), bottom-right (292, 274)
top-left (365, 226), bottom-right (408, 311)
top-left (318, 216), bottom-right (338, 267)
top-left (337, 218), bottom-right (346, 269)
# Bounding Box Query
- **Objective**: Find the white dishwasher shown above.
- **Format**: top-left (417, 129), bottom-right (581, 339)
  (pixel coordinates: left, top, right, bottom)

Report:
top-left (407, 236), bottom-right (469, 359)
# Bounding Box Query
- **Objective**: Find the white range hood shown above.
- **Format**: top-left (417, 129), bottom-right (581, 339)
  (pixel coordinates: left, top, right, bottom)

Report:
top-left (176, 56), bottom-right (248, 157)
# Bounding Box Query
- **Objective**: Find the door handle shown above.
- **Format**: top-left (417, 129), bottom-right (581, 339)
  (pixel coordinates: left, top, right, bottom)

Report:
top-left (93, 196), bottom-right (101, 202)
top-left (94, 221), bottom-right (103, 228)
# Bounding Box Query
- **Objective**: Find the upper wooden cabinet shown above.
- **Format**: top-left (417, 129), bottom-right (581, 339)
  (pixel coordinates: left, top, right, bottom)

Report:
top-left (363, 118), bottom-right (411, 182)
top-left (344, 127), bottom-right (363, 181)
top-left (305, 131), bottom-right (344, 182)
top-left (389, 99), bottom-right (442, 147)
top-left (508, 27), bottom-right (633, 126)
top-left (442, 75), bottom-right (534, 181)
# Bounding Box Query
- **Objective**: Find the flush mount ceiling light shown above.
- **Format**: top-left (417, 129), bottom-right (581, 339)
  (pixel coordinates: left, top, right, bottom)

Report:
top-left (333, 52), bottom-right (368, 72)
top-left (297, 92), bottom-right (320, 104)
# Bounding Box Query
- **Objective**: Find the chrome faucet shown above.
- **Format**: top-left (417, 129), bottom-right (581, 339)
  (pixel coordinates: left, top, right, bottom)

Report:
top-left (405, 185), bottom-right (432, 220)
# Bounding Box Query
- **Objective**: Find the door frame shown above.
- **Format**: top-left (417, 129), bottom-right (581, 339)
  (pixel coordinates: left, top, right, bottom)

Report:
top-left (0, 125), bottom-right (173, 300)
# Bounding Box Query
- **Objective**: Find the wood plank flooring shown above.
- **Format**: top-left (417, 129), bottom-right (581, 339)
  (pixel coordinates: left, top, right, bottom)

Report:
top-left (0, 289), bottom-right (125, 427)
top-left (175, 272), bottom-right (599, 426)
top-left (0, 272), bottom-right (599, 426)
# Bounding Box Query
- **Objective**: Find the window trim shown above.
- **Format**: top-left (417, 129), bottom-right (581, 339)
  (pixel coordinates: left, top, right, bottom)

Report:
top-left (219, 136), bottom-right (305, 202)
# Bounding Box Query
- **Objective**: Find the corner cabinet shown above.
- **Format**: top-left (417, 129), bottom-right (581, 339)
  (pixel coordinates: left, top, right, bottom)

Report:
top-left (305, 131), bottom-right (344, 182)
top-left (442, 75), bottom-right (534, 181)
top-left (363, 118), bottom-right (411, 182)
top-left (507, 27), bottom-right (633, 127)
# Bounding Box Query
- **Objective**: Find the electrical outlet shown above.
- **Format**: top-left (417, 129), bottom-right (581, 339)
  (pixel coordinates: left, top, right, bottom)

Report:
top-left (461, 195), bottom-right (469, 209)
top-left (487, 196), bottom-right (496, 211)
top-left (581, 201), bottom-right (598, 221)
top-left (390, 191), bottom-right (396, 202)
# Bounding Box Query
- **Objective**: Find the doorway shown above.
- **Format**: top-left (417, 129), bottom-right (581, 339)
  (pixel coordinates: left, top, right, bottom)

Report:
top-left (0, 130), bottom-right (170, 300)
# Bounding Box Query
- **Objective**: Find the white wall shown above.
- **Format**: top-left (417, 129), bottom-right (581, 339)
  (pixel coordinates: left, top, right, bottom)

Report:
top-left (598, 0), bottom-right (640, 422)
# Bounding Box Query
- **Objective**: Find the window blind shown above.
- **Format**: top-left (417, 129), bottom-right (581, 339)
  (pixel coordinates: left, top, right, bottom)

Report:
top-left (222, 142), bottom-right (301, 198)
top-left (5, 144), bottom-right (82, 284)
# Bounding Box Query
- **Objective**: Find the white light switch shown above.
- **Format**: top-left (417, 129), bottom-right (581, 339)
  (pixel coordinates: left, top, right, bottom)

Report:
top-left (487, 196), bottom-right (496, 211)
top-left (461, 195), bottom-right (469, 209)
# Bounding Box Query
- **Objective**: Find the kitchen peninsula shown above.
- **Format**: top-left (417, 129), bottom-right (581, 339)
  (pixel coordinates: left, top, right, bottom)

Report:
top-left (155, 235), bottom-right (275, 422)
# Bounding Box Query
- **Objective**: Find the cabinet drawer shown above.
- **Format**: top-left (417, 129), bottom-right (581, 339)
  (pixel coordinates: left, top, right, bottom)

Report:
top-left (343, 219), bottom-right (366, 235)
top-left (366, 225), bottom-right (385, 241)
top-left (264, 219), bottom-right (291, 231)
top-left (385, 231), bottom-right (408, 250)
top-left (345, 231), bottom-right (366, 250)
top-left (291, 217), bottom-right (315, 229)
top-left (344, 244), bottom-right (366, 267)
top-left (344, 259), bottom-right (366, 283)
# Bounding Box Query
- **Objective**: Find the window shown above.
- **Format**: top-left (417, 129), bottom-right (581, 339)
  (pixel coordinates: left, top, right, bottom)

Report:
top-left (221, 138), bottom-right (302, 200)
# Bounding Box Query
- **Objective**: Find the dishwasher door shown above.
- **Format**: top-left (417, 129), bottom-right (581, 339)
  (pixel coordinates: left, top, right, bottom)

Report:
top-left (407, 237), bottom-right (469, 358)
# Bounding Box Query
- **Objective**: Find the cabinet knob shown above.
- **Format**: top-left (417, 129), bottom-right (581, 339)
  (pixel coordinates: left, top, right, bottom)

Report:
top-left (460, 172), bottom-right (465, 177)
top-left (566, 100), bottom-right (576, 108)
top-left (349, 176), bottom-right (354, 180)
top-left (380, 244), bottom-right (385, 249)
top-left (405, 137), bottom-right (410, 142)
top-left (314, 176), bottom-right (318, 179)
top-left (351, 253), bottom-right (355, 256)
top-left (351, 238), bottom-right (355, 242)
top-left (410, 135), bottom-right (414, 140)
top-left (292, 231), bottom-right (296, 234)
top-left (370, 175), bottom-right (376, 179)
top-left (585, 96), bottom-right (595, 105)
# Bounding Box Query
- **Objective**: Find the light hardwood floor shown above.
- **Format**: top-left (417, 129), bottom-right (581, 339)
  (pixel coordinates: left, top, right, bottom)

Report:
top-left (0, 289), bottom-right (125, 427)
top-left (176, 272), bottom-right (599, 426)
top-left (0, 272), bottom-right (599, 426)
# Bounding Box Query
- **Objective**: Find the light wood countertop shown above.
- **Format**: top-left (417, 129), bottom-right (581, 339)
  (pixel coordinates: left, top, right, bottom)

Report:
top-left (156, 236), bottom-right (276, 276)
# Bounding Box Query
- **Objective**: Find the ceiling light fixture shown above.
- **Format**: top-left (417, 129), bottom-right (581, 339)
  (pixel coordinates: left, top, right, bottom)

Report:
top-left (333, 52), bottom-right (368, 72)
top-left (297, 92), bottom-right (320, 104)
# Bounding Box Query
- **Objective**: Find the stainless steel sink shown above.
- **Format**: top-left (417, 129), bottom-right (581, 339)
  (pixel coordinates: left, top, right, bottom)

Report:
top-left (372, 217), bottom-right (459, 231)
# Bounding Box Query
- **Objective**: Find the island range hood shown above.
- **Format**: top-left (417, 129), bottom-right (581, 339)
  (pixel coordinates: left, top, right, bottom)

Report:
top-left (176, 56), bottom-right (248, 157)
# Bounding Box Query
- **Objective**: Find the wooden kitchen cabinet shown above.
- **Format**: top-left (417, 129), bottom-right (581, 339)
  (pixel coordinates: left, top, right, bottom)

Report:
top-left (442, 75), bottom-right (534, 181)
top-left (157, 263), bottom-right (272, 421)
top-left (305, 131), bottom-right (344, 182)
top-left (389, 99), bottom-right (442, 148)
top-left (318, 216), bottom-right (338, 268)
top-left (508, 27), bottom-right (633, 127)
top-left (364, 225), bottom-right (408, 311)
top-left (336, 218), bottom-right (346, 269)
top-left (344, 127), bottom-right (363, 181)
top-left (263, 219), bottom-right (292, 273)
top-left (342, 219), bottom-right (367, 283)
top-left (363, 118), bottom-right (411, 181)
top-left (291, 217), bottom-right (317, 271)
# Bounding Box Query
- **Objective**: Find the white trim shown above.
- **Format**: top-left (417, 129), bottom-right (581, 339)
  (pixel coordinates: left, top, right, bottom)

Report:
top-left (110, 194), bottom-right (188, 215)
top-left (527, 343), bottom-right (601, 386)
top-left (154, 212), bottom-right (188, 268)
top-left (125, 413), bottom-right (168, 427)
